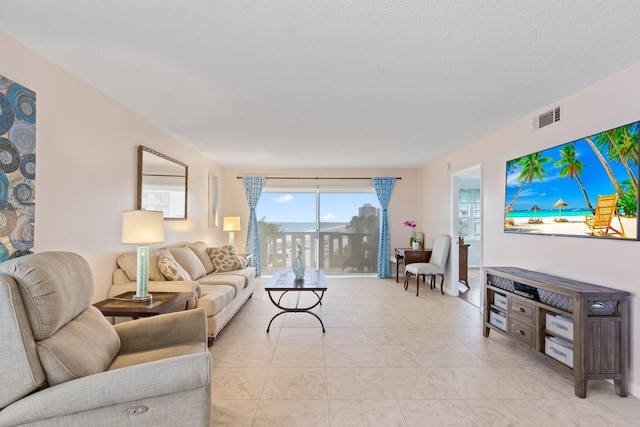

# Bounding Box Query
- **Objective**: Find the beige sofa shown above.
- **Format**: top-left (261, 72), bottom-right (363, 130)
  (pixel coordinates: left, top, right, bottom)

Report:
top-left (0, 251), bottom-right (211, 427)
top-left (111, 242), bottom-right (255, 345)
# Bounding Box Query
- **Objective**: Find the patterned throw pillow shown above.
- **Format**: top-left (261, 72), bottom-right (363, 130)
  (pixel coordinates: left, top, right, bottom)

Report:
top-left (207, 245), bottom-right (244, 272)
top-left (158, 248), bottom-right (192, 281)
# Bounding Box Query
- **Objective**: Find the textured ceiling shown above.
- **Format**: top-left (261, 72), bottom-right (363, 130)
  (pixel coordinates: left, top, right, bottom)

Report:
top-left (3, 1), bottom-right (640, 169)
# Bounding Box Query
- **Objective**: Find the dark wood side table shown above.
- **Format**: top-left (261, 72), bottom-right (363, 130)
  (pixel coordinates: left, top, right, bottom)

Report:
top-left (93, 291), bottom-right (193, 319)
top-left (458, 242), bottom-right (470, 287)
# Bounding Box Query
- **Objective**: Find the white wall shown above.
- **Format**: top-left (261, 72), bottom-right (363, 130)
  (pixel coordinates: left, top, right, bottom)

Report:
top-left (420, 61), bottom-right (640, 397)
top-left (0, 33), bottom-right (228, 300)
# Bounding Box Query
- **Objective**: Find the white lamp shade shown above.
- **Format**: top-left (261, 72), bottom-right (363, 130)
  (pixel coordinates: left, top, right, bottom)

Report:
top-left (223, 216), bottom-right (241, 232)
top-left (121, 210), bottom-right (165, 244)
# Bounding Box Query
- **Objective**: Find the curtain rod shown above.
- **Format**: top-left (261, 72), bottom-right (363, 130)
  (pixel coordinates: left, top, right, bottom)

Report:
top-left (236, 176), bottom-right (402, 180)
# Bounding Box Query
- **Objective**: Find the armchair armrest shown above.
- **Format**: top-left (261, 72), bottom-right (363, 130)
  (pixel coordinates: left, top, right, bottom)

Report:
top-left (114, 308), bottom-right (207, 353)
top-left (0, 352), bottom-right (211, 426)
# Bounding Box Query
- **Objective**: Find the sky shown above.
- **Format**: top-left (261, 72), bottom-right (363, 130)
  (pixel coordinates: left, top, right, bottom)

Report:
top-left (505, 122), bottom-right (638, 211)
top-left (257, 191), bottom-right (380, 223)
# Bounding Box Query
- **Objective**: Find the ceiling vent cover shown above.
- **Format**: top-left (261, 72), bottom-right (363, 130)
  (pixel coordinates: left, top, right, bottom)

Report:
top-left (536, 106), bottom-right (561, 129)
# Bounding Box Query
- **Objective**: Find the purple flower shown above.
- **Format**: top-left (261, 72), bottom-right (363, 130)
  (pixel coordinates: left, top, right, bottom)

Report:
top-left (404, 220), bottom-right (416, 228)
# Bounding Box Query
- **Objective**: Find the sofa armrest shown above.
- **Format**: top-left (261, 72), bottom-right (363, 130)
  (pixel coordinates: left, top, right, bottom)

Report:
top-left (0, 352), bottom-right (211, 426)
top-left (114, 308), bottom-right (207, 353)
top-left (109, 280), bottom-right (199, 297)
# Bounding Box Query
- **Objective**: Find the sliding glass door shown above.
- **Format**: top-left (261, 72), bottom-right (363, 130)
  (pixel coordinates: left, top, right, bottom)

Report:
top-left (257, 189), bottom-right (380, 275)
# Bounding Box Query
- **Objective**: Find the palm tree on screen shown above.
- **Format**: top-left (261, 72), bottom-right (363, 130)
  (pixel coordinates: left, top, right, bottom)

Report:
top-left (505, 152), bottom-right (553, 215)
top-left (609, 124), bottom-right (638, 191)
top-left (586, 134), bottom-right (623, 199)
top-left (554, 144), bottom-right (595, 214)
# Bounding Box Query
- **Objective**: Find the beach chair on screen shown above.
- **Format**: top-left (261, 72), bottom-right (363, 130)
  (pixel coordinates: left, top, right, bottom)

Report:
top-left (584, 194), bottom-right (626, 237)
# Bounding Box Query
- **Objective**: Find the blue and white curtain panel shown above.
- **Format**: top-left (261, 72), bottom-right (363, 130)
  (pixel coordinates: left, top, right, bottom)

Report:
top-left (0, 75), bottom-right (36, 260)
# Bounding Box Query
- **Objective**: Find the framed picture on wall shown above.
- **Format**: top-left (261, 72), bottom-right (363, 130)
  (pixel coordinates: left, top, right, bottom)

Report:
top-left (208, 174), bottom-right (219, 227)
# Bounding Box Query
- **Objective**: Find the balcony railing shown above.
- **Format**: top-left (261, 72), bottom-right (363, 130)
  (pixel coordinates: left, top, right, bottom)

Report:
top-left (259, 230), bottom-right (379, 275)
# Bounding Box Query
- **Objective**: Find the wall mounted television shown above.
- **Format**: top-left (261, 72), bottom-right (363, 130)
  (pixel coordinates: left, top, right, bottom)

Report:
top-left (504, 120), bottom-right (639, 240)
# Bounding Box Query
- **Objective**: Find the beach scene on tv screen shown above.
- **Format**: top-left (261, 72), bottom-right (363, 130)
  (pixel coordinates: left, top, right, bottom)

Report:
top-left (504, 121), bottom-right (639, 239)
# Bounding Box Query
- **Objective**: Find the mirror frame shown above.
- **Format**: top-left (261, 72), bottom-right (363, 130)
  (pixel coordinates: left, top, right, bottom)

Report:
top-left (137, 146), bottom-right (188, 220)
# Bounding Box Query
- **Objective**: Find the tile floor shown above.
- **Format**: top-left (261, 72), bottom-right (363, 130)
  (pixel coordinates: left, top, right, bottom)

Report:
top-left (210, 275), bottom-right (638, 426)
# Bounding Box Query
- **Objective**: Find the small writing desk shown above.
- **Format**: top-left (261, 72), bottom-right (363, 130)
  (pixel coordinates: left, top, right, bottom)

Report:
top-left (394, 247), bottom-right (432, 282)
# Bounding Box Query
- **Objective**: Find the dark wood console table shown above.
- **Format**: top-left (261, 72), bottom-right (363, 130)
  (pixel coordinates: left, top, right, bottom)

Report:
top-left (483, 267), bottom-right (629, 398)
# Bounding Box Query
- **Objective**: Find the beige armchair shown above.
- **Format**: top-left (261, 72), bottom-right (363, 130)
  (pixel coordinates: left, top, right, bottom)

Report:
top-left (0, 252), bottom-right (211, 427)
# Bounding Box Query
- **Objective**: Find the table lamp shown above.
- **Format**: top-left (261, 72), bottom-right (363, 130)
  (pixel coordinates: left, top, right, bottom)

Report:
top-left (223, 216), bottom-right (241, 246)
top-left (121, 210), bottom-right (165, 303)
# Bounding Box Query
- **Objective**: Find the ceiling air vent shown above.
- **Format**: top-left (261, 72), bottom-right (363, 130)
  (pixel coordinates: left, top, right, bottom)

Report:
top-left (536, 106), bottom-right (561, 129)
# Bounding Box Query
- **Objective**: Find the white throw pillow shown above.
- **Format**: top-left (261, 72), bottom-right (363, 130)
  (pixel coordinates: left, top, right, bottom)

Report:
top-left (158, 249), bottom-right (192, 281)
top-left (170, 246), bottom-right (207, 280)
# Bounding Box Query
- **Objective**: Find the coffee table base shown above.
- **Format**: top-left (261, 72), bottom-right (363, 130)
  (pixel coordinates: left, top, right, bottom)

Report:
top-left (266, 289), bottom-right (326, 332)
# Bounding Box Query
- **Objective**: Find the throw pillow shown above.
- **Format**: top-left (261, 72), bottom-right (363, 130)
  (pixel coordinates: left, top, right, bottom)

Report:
top-left (186, 242), bottom-right (215, 274)
top-left (158, 249), bottom-right (192, 281)
top-left (207, 245), bottom-right (244, 272)
top-left (116, 251), bottom-right (164, 282)
top-left (169, 246), bottom-right (207, 280)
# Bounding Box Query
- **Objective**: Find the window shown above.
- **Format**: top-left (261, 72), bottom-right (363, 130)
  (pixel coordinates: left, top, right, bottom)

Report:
top-left (257, 190), bottom-right (380, 275)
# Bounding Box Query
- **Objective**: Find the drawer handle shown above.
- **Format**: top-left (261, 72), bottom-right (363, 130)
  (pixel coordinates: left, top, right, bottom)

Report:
top-left (518, 307), bottom-right (526, 313)
top-left (551, 347), bottom-right (567, 358)
top-left (591, 301), bottom-right (605, 309)
top-left (516, 329), bottom-right (525, 335)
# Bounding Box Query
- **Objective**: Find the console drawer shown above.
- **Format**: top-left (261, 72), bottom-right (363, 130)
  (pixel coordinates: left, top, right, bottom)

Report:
top-left (493, 292), bottom-right (507, 310)
top-left (489, 309), bottom-right (507, 331)
top-left (509, 320), bottom-right (534, 347)
top-left (510, 299), bottom-right (535, 323)
top-left (545, 336), bottom-right (574, 368)
top-left (545, 312), bottom-right (574, 341)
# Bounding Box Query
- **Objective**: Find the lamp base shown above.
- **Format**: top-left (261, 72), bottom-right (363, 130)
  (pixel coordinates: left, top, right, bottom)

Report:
top-left (131, 294), bottom-right (153, 303)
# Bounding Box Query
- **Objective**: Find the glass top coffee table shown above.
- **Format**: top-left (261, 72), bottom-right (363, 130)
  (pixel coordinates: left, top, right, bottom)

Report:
top-left (265, 270), bottom-right (327, 332)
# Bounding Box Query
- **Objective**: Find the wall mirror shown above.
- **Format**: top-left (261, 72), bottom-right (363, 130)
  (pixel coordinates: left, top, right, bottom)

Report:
top-left (137, 146), bottom-right (188, 219)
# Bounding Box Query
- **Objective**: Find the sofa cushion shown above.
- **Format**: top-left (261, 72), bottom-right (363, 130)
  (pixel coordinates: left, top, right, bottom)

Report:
top-left (117, 251), bottom-right (164, 282)
top-left (196, 285), bottom-right (235, 317)
top-left (212, 267), bottom-right (256, 289)
top-left (36, 307), bottom-right (121, 386)
top-left (169, 247), bottom-right (207, 280)
top-left (207, 245), bottom-right (244, 272)
top-left (108, 343), bottom-right (204, 371)
top-left (198, 275), bottom-right (245, 297)
top-left (158, 249), bottom-right (192, 281)
top-left (186, 242), bottom-right (215, 274)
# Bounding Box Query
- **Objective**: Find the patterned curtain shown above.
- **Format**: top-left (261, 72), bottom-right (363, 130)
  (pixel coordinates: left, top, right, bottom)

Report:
top-left (373, 177), bottom-right (396, 278)
top-left (242, 176), bottom-right (266, 276)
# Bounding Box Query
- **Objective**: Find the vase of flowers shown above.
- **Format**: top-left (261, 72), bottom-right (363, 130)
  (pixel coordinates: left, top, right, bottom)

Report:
top-left (404, 220), bottom-right (421, 248)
